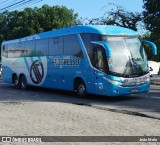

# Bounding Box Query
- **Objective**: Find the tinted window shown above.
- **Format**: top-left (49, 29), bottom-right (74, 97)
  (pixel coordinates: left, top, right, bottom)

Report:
top-left (36, 39), bottom-right (48, 56)
top-left (2, 44), bottom-right (8, 57)
top-left (80, 33), bottom-right (101, 49)
top-left (93, 45), bottom-right (108, 72)
top-left (8, 43), bottom-right (18, 58)
top-left (24, 40), bottom-right (36, 57)
top-left (18, 42), bottom-right (26, 57)
top-left (80, 33), bottom-right (102, 61)
top-left (63, 35), bottom-right (83, 57)
top-left (13, 42), bottom-right (24, 57)
top-left (49, 37), bottom-right (63, 55)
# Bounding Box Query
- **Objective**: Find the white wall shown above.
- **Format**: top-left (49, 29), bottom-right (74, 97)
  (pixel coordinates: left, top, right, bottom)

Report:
top-left (148, 61), bottom-right (160, 75)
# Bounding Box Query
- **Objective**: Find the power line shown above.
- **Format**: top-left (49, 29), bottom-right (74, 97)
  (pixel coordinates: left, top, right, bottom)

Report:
top-left (7, 0), bottom-right (35, 11)
top-left (0, 0), bottom-right (20, 7)
top-left (0, 0), bottom-right (8, 5)
top-left (0, 0), bottom-right (28, 11)
top-left (0, 0), bottom-right (44, 12)
top-left (16, 0), bottom-right (44, 11)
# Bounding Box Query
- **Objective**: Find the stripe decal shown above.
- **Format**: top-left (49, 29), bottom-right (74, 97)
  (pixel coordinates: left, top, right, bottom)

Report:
top-left (24, 57), bottom-right (30, 73)
top-left (23, 57), bottom-right (45, 85)
top-left (33, 64), bottom-right (42, 83)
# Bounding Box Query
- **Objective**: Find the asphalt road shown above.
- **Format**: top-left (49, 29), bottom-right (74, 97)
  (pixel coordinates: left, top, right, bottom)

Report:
top-left (0, 76), bottom-right (160, 120)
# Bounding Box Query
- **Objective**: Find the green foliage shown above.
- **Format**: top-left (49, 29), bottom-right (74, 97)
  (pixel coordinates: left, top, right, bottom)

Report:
top-left (143, 0), bottom-right (160, 32)
top-left (0, 5), bottom-right (78, 43)
top-left (143, 0), bottom-right (160, 61)
top-left (0, 5), bottom-right (78, 60)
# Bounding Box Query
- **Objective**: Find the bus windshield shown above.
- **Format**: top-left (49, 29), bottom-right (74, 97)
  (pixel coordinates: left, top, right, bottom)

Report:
top-left (102, 36), bottom-right (149, 77)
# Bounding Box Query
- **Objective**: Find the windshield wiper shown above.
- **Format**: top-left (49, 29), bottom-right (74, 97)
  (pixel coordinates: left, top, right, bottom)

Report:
top-left (122, 56), bottom-right (132, 77)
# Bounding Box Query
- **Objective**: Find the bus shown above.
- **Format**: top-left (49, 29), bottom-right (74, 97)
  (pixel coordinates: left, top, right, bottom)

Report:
top-left (1, 25), bottom-right (157, 97)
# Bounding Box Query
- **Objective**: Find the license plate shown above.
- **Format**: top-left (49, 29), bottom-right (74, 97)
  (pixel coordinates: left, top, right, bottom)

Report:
top-left (131, 89), bottom-right (138, 93)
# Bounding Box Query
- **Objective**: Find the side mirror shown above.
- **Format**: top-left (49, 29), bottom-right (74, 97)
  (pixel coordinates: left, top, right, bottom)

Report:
top-left (142, 40), bottom-right (157, 55)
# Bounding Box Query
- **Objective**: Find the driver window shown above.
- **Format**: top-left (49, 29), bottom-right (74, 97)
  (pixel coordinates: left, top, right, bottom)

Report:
top-left (93, 46), bottom-right (107, 71)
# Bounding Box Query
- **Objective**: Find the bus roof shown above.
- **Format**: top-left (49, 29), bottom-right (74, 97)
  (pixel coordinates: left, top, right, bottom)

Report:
top-left (2, 25), bottom-right (137, 44)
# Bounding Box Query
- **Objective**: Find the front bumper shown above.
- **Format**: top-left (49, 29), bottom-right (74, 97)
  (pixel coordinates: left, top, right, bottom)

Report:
top-left (107, 81), bottom-right (150, 96)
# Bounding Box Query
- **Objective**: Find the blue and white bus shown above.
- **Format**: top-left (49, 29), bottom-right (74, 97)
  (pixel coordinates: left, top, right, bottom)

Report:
top-left (1, 25), bottom-right (157, 97)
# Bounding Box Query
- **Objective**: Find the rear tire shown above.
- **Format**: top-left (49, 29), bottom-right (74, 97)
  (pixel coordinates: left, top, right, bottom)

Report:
top-left (19, 76), bottom-right (27, 90)
top-left (75, 80), bottom-right (87, 97)
top-left (13, 75), bottom-right (19, 89)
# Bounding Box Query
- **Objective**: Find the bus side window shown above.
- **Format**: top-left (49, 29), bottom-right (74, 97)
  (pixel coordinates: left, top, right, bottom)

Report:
top-left (63, 35), bottom-right (83, 58)
top-left (2, 45), bottom-right (8, 57)
top-left (8, 43), bottom-right (18, 58)
top-left (49, 37), bottom-right (63, 56)
top-left (19, 42), bottom-right (25, 57)
top-left (24, 40), bottom-right (36, 57)
top-left (14, 42), bottom-right (23, 57)
top-left (80, 33), bottom-right (102, 60)
top-left (36, 39), bottom-right (49, 56)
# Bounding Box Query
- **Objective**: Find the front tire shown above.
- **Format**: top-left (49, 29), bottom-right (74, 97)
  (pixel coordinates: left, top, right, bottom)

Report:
top-left (19, 76), bottom-right (27, 90)
top-left (75, 80), bottom-right (87, 97)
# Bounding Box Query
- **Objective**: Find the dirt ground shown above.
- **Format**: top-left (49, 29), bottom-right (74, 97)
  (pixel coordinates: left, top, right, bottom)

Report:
top-left (0, 101), bottom-right (159, 145)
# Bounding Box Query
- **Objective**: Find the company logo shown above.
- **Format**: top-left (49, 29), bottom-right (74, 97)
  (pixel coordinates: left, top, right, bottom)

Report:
top-left (30, 60), bottom-right (44, 84)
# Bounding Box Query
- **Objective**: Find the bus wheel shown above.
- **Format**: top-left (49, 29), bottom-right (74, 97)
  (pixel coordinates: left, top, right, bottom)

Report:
top-left (13, 75), bottom-right (19, 89)
top-left (19, 76), bottom-right (27, 90)
top-left (75, 80), bottom-right (87, 97)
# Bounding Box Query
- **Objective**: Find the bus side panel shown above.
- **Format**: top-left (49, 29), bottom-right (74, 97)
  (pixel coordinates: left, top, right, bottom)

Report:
top-left (22, 56), bottom-right (48, 86)
top-left (93, 70), bottom-right (109, 95)
top-left (42, 67), bottom-right (65, 90)
top-left (2, 57), bottom-right (29, 84)
top-left (2, 56), bottom-right (48, 87)
top-left (42, 56), bottom-right (86, 91)
top-left (81, 65), bottom-right (96, 94)
top-left (2, 65), bottom-right (14, 84)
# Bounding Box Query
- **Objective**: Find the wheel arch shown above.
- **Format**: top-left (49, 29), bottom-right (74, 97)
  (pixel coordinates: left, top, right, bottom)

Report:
top-left (12, 73), bottom-right (18, 83)
top-left (19, 73), bottom-right (28, 84)
top-left (19, 73), bottom-right (28, 90)
top-left (73, 76), bottom-right (87, 91)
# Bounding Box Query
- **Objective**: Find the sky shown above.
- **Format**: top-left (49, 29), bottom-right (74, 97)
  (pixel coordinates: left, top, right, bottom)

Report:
top-left (33, 0), bottom-right (144, 19)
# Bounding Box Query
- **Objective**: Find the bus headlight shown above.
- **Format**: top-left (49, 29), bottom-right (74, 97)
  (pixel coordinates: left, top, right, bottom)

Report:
top-left (103, 77), bottom-right (123, 86)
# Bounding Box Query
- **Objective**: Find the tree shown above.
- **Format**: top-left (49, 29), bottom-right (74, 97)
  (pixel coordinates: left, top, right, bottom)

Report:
top-left (143, 0), bottom-right (160, 61)
top-left (0, 5), bottom-right (78, 42)
top-left (0, 5), bottom-right (78, 59)
top-left (0, 11), bottom-right (9, 44)
top-left (81, 3), bottom-right (142, 31)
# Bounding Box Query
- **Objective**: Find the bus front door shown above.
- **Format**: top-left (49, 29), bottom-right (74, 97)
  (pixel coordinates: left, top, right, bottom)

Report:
top-left (93, 46), bottom-right (108, 94)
